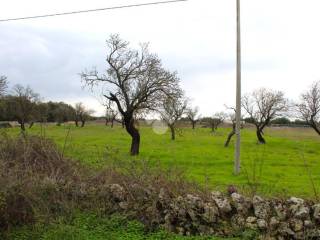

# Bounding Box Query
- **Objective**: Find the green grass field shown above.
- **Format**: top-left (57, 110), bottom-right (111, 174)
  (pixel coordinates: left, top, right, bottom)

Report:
top-left (7, 123), bottom-right (320, 197)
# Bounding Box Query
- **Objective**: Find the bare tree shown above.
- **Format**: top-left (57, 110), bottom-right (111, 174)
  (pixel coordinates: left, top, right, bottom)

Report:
top-left (0, 76), bottom-right (8, 121)
top-left (296, 81), bottom-right (320, 135)
top-left (224, 105), bottom-right (245, 147)
top-left (186, 106), bottom-right (200, 129)
top-left (224, 112), bottom-right (236, 147)
top-left (11, 85), bottom-right (40, 131)
top-left (0, 76), bottom-right (8, 96)
top-left (210, 112), bottom-right (227, 132)
top-left (160, 95), bottom-right (187, 140)
top-left (242, 88), bottom-right (287, 144)
top-left (105, 100), bottom-right (118, 128)
top-left (74, 102), bottom-right (94, 127)
top-left (224, 107), bottom-right (242, 147)
top-left (81, 34), bottom-right (181, 155)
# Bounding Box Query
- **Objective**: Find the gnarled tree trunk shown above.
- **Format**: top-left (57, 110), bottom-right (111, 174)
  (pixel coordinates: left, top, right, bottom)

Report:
top-left (225, 125), bottom-right (235, 147)
top-left (310, 120), bottom-right (320, 135)
top-left (18, 120), bottom-right (25, 131)
top-left (124, 115), bottom-right (140, 155)
top-left (256, 128), bottom-right (266, 144)
top-left (312, 125), bottom-right (320, 135)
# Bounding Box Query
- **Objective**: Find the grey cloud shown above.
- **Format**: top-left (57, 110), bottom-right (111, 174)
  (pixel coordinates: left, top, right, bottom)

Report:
top-left (0, 24), bottom-right (106, 101)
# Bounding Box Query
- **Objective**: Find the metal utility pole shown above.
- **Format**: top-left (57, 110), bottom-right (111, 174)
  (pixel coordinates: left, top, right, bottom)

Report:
top-left (234, 0), bottom-right (241, 175)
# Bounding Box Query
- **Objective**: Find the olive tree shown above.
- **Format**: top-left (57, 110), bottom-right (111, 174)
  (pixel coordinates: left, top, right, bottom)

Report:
top-left (186, 106), bottom-right (200, 129)
top-left (46, 101), bottom-right (74, 124)
top-left (296, 81), bottom-right (320, 135)
top-left (159, 94), bottom-right (187, 140)
top-left (81, 34), bottom-right (180, 155)
top-left (36, 102), bottom-right (49, 123)
top-left (242, 88), bottom-right (288, 144)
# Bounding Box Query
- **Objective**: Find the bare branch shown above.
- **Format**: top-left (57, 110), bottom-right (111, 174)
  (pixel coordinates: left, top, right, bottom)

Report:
top-left (296, 81), bottom-right (320, 135)
top-left (242, 88), bottom-right (288, 143)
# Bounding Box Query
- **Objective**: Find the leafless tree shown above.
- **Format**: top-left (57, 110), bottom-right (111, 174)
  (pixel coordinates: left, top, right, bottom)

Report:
top-left (186, 106), bottom-right (201, 129)
top-left (105, 100), bottom-right (118, 128)
top-left (224, 113), bottom-right (236, 147)
top-left (223, 107), bottom-right (238, 147)
top-left (81, 34), bottom-right (181, 155)
top-left (296, 81), bottom-right (320, 135)
top-left (12, 85), bottom-right (40, 131)
top-left (242, 88), bottom-right (288, 144)
top-left (0, 76), bottom-right (8, 96)
top-left (159, 94), bottom-right (187, 140)
top-left (224, 105), bottom-right (245, 147)
top-left (74, 102), bottom-right (94, 127)
top-left (210, 112), bottom-right (227, 132)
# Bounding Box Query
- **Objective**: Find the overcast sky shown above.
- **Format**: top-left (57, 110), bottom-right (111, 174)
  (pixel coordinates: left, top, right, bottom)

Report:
top-left (1, 0), bottom-right (320, 116)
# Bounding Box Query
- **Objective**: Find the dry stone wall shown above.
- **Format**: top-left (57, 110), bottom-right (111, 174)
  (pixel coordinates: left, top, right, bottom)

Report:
top-left (104, 183), bottom-right (320, 240)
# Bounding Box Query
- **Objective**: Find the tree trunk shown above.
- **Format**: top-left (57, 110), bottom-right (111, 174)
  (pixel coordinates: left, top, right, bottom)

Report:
top-left (81, 120), bottom-right (85, 127)
top-left (75, 120), bottom-right (79, 127)
top-left (105, 119), bottom-right (108, 126)
top-left (225, 126), bottom-right (235, 147)
top-left (111, 119), bottom-right (114, 128)
top-left (311, 123), bottom-right (320, 135)
top-left (170, 125), bottom-right (175, 140)
top-left (192, 121), bottom-right (195, 129)
top-left (29, 122), bottom-right (34, 129)
top-left (124, 115), bottom-right (140, 156)
top-left (256, 128), bottom-right (266, 144)
top-left (20, 121), bottom-right (25, 131)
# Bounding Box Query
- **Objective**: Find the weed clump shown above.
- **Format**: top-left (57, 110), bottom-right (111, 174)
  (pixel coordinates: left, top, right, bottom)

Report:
top-left (0, 134), bottom-right (85, 230)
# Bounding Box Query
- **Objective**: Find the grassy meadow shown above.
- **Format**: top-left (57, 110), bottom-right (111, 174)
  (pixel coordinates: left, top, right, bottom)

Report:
top-left (6, 122), bottom-right (320, 198)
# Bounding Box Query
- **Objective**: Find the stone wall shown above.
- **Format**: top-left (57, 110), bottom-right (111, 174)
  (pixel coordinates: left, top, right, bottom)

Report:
top-left (105, 183), bottom-right (320, 240)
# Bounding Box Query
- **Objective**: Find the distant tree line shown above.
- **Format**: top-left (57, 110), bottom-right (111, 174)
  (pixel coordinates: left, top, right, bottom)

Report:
top-left (0, 79), bottom-right (94, 131)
